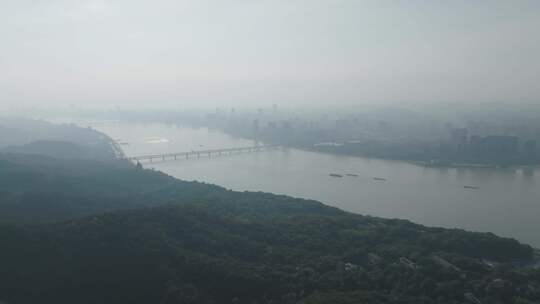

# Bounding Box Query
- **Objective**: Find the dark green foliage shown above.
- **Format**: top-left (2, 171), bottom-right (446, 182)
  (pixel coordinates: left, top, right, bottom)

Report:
top-left (0, 154), bottom-right (538, 304)
top-left (0, 154), bottom-right (336, 223)
top-left (2, 140), bottom-right (114, 160)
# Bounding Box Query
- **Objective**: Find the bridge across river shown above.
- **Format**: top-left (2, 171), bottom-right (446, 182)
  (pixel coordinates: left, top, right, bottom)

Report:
top-left (125, 145), bottom-right (279, 163)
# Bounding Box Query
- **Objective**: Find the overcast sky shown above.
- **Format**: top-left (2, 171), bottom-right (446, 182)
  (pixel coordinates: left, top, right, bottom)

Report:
top-left (1, 0), bottom-right (539, 109)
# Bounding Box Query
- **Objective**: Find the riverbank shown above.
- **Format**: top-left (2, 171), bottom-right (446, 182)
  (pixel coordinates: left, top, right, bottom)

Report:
top-left (410, 160), bottom-right (540, 170)
top-left (290, 143), bottom-right (540, 170)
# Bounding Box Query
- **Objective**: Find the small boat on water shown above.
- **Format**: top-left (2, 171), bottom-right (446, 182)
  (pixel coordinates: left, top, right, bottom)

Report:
top-left (346, 174), bottom-right (359, 177)
top-left (373, 177), bottom-right (387, 181)
top-left (329, 174), bottom-right (344, 178)
top-left (463, 185), bottom-right (479, 190)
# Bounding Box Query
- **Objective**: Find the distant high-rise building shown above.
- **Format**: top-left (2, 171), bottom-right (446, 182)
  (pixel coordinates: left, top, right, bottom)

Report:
top-left (523, 140), bottom-right (537, 154)
top-left (450, 128), bottom-right (469, 150)
top-left (252, 119), bottom-right (260, 132)
top-left (482, 135), bottom-right (519, 156)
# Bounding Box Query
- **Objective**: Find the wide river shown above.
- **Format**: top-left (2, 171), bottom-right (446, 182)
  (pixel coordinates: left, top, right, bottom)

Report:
top-left (95, 122), bottom-right (540, 247)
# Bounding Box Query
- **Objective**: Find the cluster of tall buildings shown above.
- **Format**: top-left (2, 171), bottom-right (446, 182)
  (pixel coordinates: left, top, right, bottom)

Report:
top-left (448, 127), bottom-right (537, 160)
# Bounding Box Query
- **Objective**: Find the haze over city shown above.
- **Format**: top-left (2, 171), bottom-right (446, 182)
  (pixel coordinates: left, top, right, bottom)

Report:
top-left (2, 1), bottom-right (540, 303)
top-left (2, 0), bottom-right (540, 109)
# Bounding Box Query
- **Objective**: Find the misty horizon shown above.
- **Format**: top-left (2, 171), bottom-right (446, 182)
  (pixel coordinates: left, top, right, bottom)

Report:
top-left (2, 0), bottom-right (540, 109)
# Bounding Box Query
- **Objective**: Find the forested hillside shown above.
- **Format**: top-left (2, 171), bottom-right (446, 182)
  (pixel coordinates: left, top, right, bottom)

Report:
top-left (0, 118), bottom-right (117, 160)
top-left (0, 154), bottom-right (334, 223)
top-left (0, 153), bottom-right (539, 304)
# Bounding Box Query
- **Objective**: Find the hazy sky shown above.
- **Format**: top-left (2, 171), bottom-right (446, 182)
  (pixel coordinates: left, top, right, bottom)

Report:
top-left (1, 0), bottom-right (539, 109)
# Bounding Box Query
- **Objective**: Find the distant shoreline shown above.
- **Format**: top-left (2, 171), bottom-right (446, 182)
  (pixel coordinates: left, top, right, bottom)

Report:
top-left (409, 160), bottom-right (540, 170)
top-left (94, 129), bottom-right (127, 159)
top-left (295, 144), bottom-right (540, 170)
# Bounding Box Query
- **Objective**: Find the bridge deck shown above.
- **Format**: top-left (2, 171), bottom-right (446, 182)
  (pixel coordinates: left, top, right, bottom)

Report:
top-left (125, 145), bottom-right (278, 162)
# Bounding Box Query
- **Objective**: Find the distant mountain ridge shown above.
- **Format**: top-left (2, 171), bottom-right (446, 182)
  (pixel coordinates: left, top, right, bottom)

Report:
top-left (2, 140), bottom-right (111, 160)
top-left (0, 118), bottom-right (116, 160)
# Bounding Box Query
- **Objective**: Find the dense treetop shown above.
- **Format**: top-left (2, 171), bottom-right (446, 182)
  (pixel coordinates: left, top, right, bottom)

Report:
top-left (0, 152), bottom-right (539, 304)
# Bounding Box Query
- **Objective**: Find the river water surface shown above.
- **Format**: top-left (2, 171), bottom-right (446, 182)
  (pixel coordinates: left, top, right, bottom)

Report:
top-left (94, 122), bottom-right (540, 247)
